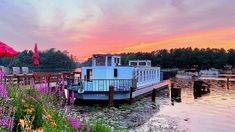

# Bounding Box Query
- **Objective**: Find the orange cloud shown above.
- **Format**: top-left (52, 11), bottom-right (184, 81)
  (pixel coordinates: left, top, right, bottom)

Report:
top-left (112, 27), bottom-right (235, 54)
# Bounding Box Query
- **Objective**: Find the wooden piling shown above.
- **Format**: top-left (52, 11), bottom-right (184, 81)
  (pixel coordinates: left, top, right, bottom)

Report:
top-left (171, 83), bottom-right (174, 89)
top-left (108, 86), bottom-right (114, 106)
top-left (152, 88), bottom-right (156, 102)
top-left (130, 87), bottom-right (136, 104)
top-left (227, 76), bottom-right (229, 89)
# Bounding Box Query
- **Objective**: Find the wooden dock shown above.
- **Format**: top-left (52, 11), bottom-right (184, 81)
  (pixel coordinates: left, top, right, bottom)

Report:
top-left (3, 72), bottom-right (81, 88)
top-left (133, 80), bottom-right (170, 98)
top-left (200, 77), bottom-right (235, 81)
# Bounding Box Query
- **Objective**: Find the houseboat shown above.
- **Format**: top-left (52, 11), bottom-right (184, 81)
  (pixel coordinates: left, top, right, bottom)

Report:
top-left (68, 54), bottom-right (168, 101)
top-left (199, 68), bottom-right (219, 77)
top-left (176, 69), bottom-right (199, 79)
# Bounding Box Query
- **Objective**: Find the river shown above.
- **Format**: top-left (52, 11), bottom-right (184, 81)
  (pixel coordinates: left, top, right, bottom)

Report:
top-left (71, 79), bottom-right (235, 132)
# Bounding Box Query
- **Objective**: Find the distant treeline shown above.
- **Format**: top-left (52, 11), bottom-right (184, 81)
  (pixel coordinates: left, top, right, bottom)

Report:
top-left (82, 48), bottom-right (235, 69)
top-left (0, 48), bottom-right (76, 72)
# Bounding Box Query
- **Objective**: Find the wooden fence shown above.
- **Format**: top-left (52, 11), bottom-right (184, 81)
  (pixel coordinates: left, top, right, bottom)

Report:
top-left (4, 72), bottom-right (81, 88)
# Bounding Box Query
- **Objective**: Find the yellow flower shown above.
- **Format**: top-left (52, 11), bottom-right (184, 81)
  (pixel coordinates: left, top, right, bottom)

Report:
top-left (31, 108), bottom-right (35, 112)
top-left (26, 128), bottom-right (31, 132)
top-left (22, 99), bottom-right (26, 104)
top-left (19, 119), bottom-right (25, 128)
top-left (35, 128), bottom-right (44, 132)
top-left (46, 114), bottom-right (52, 120)
top-left (49, 122), bottom-right (57, 127)
top-left (27, 108), bottom-right (35, 114)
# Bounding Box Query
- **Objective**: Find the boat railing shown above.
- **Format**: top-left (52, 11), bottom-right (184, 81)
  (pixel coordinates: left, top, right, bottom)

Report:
top-left (67, 78), bottom-right (137, 92)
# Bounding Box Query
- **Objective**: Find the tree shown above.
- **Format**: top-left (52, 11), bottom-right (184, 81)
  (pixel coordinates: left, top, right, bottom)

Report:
top-left (0, 48), bottom-right (76, 72)
top-left (82, 47), bottom-right (235, 70)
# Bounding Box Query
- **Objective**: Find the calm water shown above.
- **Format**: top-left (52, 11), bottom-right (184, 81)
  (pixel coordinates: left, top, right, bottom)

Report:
top-left (71, 79), bottom-right (235, 132)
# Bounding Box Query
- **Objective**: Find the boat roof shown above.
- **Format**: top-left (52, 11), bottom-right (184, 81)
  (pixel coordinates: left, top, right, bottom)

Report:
top-left (93, 54), bottom-right (120, 57)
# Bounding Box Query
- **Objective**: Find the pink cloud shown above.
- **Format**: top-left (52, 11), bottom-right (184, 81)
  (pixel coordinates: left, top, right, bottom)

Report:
top-left (0, 0), bottom-right (235, 62)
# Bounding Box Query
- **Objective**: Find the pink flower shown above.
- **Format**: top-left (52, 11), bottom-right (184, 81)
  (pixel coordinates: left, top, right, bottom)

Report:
top-left (68, 116), bottom-right (80, 129)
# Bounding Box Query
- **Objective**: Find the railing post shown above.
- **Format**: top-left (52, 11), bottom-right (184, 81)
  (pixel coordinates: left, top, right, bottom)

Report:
top-left (17, 75), bottom-right (20, 88)
top-left (109, 86), bottom-right (114, 106)
top-left (152, 88), bottom-right (156, 102)
top-left (47, 74), bottom-right (51, 88)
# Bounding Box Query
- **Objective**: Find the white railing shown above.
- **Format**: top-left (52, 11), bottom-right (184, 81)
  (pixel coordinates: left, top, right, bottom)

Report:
top-left (134, 67), bottom-right (160, 88)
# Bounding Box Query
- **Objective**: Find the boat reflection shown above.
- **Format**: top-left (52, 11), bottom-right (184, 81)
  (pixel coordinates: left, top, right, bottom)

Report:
top-left (171, 87), bottom-right (182, 104)
top-left (193, 80), bottom-right (210, 99)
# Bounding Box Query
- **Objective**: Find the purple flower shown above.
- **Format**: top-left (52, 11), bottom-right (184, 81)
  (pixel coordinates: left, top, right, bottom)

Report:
top-left (68, 116), bottom-right (73, 124)
top-left (73, 117), bottom-right (80, 129)
top-left (0, 115), bottom-right (9, 127)
top-left (56, 84), bottom-right (59, 93)
top-left (82, 113), bottom-right (86, 125)
top-left (0, 79), bottom-right (9, 100)
top-left (8, 117), bottom-right (14, 130)
top-left (0, 71), bottom-right (4, 80)
top-left (1, 105), bottom-right (5, 115)
top-left (68, 116), bottom-right (80, 129)
top-left (69, 91), bottom-right (75, 104)
top-left (64, 105), bottom-right (70, 113)
top-left (8, 105), bottom-right (13, 117)
top-left (36, 83), bottom-right (48, 94)
top-left (62, 78), bottom-right (65, 91)
top-left (87, 125), bottom-right (90, 132)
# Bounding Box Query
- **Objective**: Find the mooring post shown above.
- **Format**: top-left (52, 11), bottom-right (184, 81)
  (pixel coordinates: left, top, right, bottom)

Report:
top-left (130, 87), bottom-right (136, 104)
top-left (109, 86), bottom-right (114, 106)
top-left (227, 76), bottom-right (229, 89)
top-left (171, 82), bottom-right (174, 89)
top-left (152, 88), bottom-right (156, 102)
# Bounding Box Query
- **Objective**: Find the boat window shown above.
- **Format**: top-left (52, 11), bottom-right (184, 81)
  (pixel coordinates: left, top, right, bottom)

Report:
top-left (107, 56), bottom-right (112, 66)
top-left (117, 58), bottom-right (120, 64)
top-left (139, 62), bottom-right (146, 66)
top-left (86, 69), bottom-right (92, 81)
top-left (130, 62), bottom-right (137, 66)
top-left (140, 71), bottom-right (142, 82)
top-left (114, 69), bottom-right (118, 77)
top-left (96, 56), bottom-right (105, 66)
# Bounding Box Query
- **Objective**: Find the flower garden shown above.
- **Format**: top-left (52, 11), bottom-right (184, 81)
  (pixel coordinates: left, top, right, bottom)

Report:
top-left (0, 71), bottom-right (110, 132)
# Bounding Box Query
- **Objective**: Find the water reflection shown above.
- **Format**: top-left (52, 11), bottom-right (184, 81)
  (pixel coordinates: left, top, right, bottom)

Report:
top-left (171, 87), bottom-right (182, 104)
top-left (193, 80), bottom-right (210, 99)
top-left (137, 79), bottom-right (235, 132)
top-left (71, 79), bottom-right (235, 132)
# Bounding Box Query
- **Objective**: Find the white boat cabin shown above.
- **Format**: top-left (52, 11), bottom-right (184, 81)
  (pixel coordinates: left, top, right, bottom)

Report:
top-left (81, 54), bottom-right (160, 91)
top-left (199, 68), bottom-right (219, 77)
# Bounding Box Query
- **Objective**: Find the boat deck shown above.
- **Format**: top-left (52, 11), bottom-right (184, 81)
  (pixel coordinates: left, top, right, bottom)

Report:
top-left (133, 80), bottom-right (170, 98)
top-left (72, 80), bottom-right (170, 101)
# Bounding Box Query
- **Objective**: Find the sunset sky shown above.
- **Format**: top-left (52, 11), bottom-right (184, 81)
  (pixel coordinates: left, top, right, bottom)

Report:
top-left (0, 0), bottom-right (235, 62)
